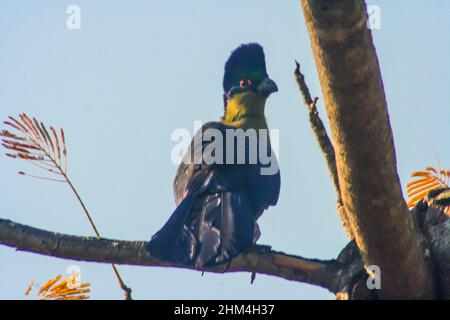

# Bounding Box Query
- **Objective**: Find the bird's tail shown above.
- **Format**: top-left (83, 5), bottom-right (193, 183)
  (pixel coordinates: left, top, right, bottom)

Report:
top-left (147, 195), bottom-right (198, 265)
top-left (147, 192), bottom-right (256, 267)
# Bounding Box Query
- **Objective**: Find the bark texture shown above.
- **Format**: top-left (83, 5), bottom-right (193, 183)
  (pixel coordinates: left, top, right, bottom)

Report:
top-left (300, 0), bottom-right (435, 299)
top-left (0, 218), bottom-right (345, 293)
top-left (414, 205), bottom-right (450, 299)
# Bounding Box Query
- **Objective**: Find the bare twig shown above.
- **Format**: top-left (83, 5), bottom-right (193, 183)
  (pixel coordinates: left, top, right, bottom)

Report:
top-left (60, 171), bottom-right (132, 300)
top-left (294, 61), bottom-right (353, 239)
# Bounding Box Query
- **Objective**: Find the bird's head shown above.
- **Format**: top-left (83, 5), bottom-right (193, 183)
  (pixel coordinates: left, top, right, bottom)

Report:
top-left (222, 43), bottom-right (277, 126)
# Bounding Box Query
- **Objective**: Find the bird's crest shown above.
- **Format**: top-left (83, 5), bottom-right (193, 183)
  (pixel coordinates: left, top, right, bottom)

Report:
top-left (223, 43), bottom-right (267, 94)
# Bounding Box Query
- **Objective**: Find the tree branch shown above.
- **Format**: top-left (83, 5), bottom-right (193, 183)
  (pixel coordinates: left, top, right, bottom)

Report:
top-left (300, 0), bottom-right (435, 298)
top-left (0, 218), bottom-right (342, 294)
top-left (294, 61), bottom-right (353, 239)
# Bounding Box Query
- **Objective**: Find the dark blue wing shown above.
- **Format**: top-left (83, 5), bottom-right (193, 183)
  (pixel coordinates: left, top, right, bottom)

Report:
top-left (148, 121), bottom-right (280, 266)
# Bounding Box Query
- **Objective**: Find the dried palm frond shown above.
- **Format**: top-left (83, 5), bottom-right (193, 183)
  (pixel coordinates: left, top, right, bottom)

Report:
top-left (0, 113), bottom-right (67, 181)
top-left (1, 113), bottom-right (132, 299)
top-left (406, 166), bottom-right (450, 210)
top-left (24, 280), bottom-right (35, 297)
top-left (25, 273), bottom-right (90, 300)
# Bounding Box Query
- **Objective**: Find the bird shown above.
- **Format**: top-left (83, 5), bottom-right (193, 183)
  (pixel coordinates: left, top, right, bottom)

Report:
top-left (147, 43), bottom-right (280, 268)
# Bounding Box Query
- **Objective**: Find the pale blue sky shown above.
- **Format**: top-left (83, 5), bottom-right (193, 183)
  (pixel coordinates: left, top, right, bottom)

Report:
top-left (0, 1), bottom-right (449, 299)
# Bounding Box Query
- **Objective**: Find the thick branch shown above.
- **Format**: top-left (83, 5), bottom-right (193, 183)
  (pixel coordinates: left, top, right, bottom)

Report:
top-left (0, 218), bottom-right (342, 293)
top-left (301, 0), bottom-right (435, 298)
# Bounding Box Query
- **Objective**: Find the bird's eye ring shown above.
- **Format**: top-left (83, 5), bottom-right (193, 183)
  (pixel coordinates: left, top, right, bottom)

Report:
top-left (239, 79), bottom-right (252, 89)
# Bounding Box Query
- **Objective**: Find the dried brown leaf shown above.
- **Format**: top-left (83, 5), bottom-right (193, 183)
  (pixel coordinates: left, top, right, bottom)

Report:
top-left (50, 126), bottom-right (61, 162)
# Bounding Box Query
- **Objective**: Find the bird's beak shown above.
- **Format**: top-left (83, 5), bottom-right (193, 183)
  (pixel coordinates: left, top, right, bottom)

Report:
top-left (257, 77), bottom-right (278, 97)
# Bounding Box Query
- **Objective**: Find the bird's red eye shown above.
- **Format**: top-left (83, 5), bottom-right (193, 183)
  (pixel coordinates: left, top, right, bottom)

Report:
top-left (239, 79), bottom-right (252, 88)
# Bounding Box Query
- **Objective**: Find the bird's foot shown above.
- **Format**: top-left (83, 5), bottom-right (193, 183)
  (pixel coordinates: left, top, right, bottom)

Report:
top-left (250, 271), bottom-right (256, 284)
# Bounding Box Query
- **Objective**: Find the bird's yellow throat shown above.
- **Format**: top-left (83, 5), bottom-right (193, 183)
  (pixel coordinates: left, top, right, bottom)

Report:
top-left (221, 92), bottom-right (268, 130)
